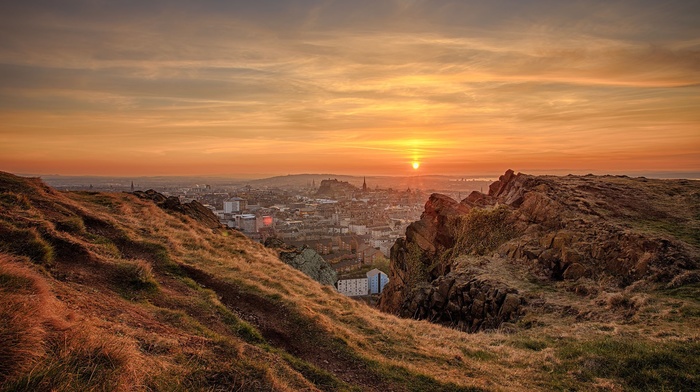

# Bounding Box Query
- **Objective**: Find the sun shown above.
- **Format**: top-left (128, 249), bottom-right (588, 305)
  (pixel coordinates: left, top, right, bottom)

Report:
top-left (412, 161), bottom-right (420, 170)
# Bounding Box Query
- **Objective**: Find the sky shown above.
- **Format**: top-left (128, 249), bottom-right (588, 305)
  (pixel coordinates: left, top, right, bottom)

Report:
top-left (1, 0), bottom-right (698, 177)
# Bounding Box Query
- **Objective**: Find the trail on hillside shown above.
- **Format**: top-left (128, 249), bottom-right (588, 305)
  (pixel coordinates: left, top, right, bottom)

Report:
top-left (180, 265), bottom-right (390, 392)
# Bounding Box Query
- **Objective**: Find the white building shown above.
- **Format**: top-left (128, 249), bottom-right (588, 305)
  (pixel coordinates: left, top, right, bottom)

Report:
top-left (336, 269), bottom-right (390, 297)
top-left (337, 278), bottom-right (369, 297)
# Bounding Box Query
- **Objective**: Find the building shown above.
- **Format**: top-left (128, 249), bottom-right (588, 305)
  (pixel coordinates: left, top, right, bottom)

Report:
top-left (237, 214), bottom-right (257, 233)
top-left (356, 244), bottom-right (383, 263)
top-left (367, 268), bottom-right (389, 294)
top-left (224, 197), bottom-right (246, 213)
top-left (337, 277), bottom-right (369, 297)
top-left (336, 268), bottom-right (390, 297)
top-left (348, 224), bottom-right (367, 235)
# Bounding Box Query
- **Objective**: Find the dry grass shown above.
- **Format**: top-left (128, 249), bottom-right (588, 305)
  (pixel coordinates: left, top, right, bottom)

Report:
top-left (1, 172), bottom-right (698, 391)
top-left (0, 254), bottom-right (52, 382)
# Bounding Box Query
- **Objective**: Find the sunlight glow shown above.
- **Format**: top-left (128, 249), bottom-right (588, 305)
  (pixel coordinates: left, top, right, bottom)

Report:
top-left (412, 161), bottom-right (420, 170)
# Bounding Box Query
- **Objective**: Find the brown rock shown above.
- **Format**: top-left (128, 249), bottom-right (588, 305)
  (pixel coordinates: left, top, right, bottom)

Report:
top-left (499, 294), bottom-right (521, 318)
top-left (562, 249), bottom-right (583, 264)
top-left (471, 299), bottom-right (485, 317)
top-left (563, 263), bottom-right (588, 280)
top-left (552, 231), bottom-right (573, 251)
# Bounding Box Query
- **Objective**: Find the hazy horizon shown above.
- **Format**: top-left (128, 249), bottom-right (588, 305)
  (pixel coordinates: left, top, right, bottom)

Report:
top-left (1, 1), bottom-right (698, 177)
top-left (11, 169), bottom-right (700, 182)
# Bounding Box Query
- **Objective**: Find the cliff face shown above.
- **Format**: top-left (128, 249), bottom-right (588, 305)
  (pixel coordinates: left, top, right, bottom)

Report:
top-left (379, 170), bottom-right (700, 332)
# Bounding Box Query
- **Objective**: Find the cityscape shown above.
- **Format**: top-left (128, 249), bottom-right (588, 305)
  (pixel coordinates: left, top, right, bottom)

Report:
top-left (43, 174), bottom-right (492, 285)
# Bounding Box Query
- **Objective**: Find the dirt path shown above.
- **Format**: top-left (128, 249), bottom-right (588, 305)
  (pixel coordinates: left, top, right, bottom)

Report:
top-left (180, 265), bottom-right (392, 392)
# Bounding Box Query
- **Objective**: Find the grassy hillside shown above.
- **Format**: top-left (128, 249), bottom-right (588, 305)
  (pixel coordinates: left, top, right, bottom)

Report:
top-left (1, 171), bottom-right (698, 391)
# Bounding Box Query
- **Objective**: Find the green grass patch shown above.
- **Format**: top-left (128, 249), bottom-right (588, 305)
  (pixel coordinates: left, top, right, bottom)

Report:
top-left (662, 282), bottom-right (700, 301)
top-left (509, 337), bottom-right (548, 351)
top-left (460, 348), bottom-right (498, 361)
top-left (149, 340), bottom-right (276, 392)
top-left (633, 219), bottom-right (700, 247)
top-left (280, 351), bottom-right (354, 392)
top-left (370, 361), bottom-right (486, 392)
top-left (555, 337), bottom-right (699, 391)
top-left (153, 308), bottom-right (215, 338)
top-left (211, 302), bottom-right (265, 344)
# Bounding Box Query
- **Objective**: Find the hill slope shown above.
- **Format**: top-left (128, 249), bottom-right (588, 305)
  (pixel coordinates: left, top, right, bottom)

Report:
top-left (1, 171), bottom-right (699, 391)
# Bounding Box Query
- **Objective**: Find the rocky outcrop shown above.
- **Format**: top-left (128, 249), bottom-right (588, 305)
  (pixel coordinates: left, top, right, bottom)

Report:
top-left (315, 179), bottom-right (358, 198)
top-left (132, 189), bottom-right (221, 229)
top-left (380, 194), bottom-right (474, 314)
top-left (379, 170), bottom-right (700, 331)
top-left (401, 263), bottom-right (524, 332)
top-left (265, 238), bottom-right (337, 286)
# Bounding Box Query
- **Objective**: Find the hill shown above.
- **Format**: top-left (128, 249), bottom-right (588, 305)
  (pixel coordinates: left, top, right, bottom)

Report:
top-left (1, 171), bottom-right (699, 391)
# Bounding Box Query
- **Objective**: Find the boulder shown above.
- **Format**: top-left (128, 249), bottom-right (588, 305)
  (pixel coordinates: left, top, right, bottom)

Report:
top-left (563, 263), bottom-right (588, 280)
top-left (277, 245), bottom-right (337, 286)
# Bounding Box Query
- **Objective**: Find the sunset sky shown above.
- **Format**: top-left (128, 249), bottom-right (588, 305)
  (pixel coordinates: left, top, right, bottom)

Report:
top-left (1, 1), bottom-right (698, 177)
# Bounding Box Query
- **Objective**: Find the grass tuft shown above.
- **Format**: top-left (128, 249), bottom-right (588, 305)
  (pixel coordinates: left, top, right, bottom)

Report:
top-left (115, 259), bottom-right (159, 295)
top-left (0, 222), bottom-right (54, 263)
top-left (54, 217), bottom-right (85, 234)
top-left (0, 192), bottom-right (32, 210)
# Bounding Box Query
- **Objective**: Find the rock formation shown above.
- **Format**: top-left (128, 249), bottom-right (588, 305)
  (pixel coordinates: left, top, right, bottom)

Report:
top-left (315, 179), bottom-right (359, 198)
top-left (379, 170), bottom-right (700, 332)
top-left (401, 263), bottom-right (525, 333)
top-left (265, 238), bottom-right (338, 286)
top-left (132, 189), bottom-right (221, 229)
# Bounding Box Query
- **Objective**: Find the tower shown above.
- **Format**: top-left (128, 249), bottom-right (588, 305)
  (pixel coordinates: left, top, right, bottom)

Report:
top-left (362, 176), bottom-right (367, 192)
top-left (130, 181), bottom-right (134, 192)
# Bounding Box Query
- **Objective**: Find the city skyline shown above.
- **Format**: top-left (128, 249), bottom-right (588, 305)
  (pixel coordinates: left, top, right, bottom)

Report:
top-left (1, 1), bottom-right (699, 177)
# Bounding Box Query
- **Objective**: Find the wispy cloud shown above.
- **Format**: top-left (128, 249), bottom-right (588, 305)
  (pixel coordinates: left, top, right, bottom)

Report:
top-left (1, 1), bottom-right (698, 175)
